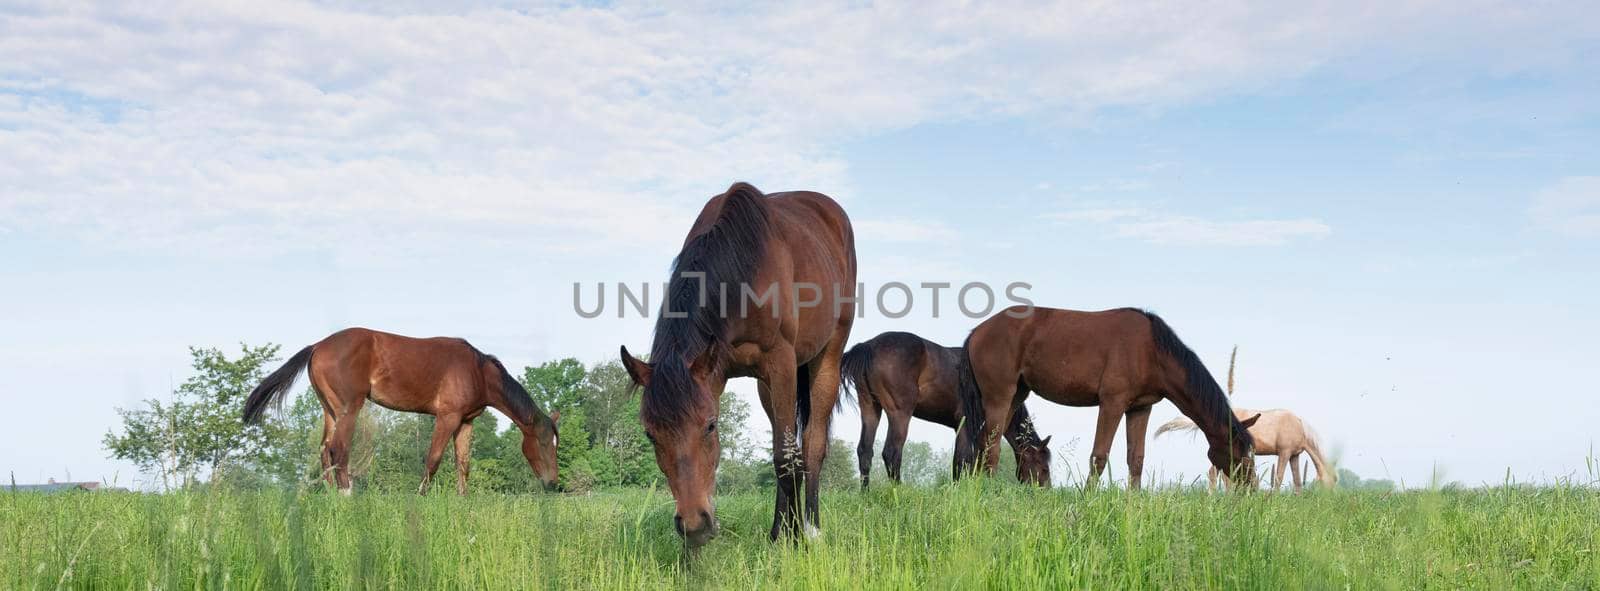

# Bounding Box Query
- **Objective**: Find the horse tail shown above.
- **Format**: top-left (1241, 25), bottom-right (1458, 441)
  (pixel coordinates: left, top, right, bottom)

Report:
top-left (242, 345), bottom-right (314, 424)
top-left (955, 332), bottom-right (986, 453)
top-left (837, 341), bottom-right (874, 414)
top-left (1153, 415), bottom-right (1200, 439)
top-left (1140, 310), bottom-right (1253, 449)
top-left (1302, 421), bottom-right (1336, 488)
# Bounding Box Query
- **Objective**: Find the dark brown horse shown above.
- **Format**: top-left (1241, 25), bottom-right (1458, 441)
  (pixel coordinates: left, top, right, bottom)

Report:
top-left (242, 328), bottom-right (560, 494)
top-left (620, 182), bottom-right (855, 548)
top-left (840, 331), bottom-right (1052, 487)
top-left (954, 307), bottom-right (1259, 489)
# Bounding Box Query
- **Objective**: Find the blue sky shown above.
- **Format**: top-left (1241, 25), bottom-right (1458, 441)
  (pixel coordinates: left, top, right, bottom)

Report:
top-left (2, 1), bottom-right (1597, 489)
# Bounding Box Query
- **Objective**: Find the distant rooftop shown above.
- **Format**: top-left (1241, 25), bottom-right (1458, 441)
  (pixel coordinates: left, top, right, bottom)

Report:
top-left (8, 479), bottom-right (124, 493)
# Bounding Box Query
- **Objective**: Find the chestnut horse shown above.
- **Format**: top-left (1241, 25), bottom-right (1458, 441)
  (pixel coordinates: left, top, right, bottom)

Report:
top-left (840, 331), bottom-right (1052, 487)
top-left (954, 307), bottom-right (1259, 489)
top-left (1157, 407), bottom-right (1335, 492)
top-left (242, 328), bottom-right (560, 495)
top-left (621, 182), bottom-right (855, 548)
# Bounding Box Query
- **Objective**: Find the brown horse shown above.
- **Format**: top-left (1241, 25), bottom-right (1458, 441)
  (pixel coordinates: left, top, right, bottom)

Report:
top-left (954, 307), bottom-right (1259, 489)
top-left (1157, 407), bottom-right (1335, 492)
top-left (620, 182), bottom-right (855, 548)
top-left (242, 328), bottom-right (560, 495)
top-left (840, 331), bottom-right (1052, 487)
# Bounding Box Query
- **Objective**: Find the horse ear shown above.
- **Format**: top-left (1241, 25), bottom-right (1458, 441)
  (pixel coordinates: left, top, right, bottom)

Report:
top-left (1040, 435), bottom-right (1053, 448)
top-left (1239, 413), bottom-right (1262, 428)
top-left (620, 346), bottom-right (652, 388)
top-left (551, 410), bottom-right (560, 425)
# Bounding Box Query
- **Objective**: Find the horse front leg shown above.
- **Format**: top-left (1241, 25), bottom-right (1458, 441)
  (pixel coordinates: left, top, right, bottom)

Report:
top-left (1087, 403), bottom-right (1125, 489)
top-left (1123, 405), bottom-right (1152, 490)
top-left (1271, 453), bottom-right (1290, 493)
top-left (417, 414), bottom-right (462, 496)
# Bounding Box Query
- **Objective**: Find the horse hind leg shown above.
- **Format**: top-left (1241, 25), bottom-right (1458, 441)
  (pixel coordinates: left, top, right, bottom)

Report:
top-left (327, 397), bottom-right (367, 495)
top-left (801, 353), bottom-right (844, 538)
top-left (857, 395), bottom-right (882, 489)
top-left (883, 411), bottom-right (912, 483)
top-left (758, 365), bottom-right (803, 542)
top-left (319, 409), bottom-right (336, 488)
top-left (307, 373), bottom-right (340, 490)
top-left (454, 419), bottom-right (475, 496)
top-left (970, 373), bottom-right (1020, 477)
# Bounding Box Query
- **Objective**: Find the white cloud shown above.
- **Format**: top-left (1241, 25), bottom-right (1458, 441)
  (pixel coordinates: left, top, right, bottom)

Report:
top-left (0, 1), bottom-right (1591, 256)
top-left (1530, 176), bottom-right (1600, 237)
top-left (1078, 179), bottom-right (1151, 193)
top-left (854, 218), bottom-right (958, 243)
top-left (1113, 216), bottom-right (1332, 246)
top-left (1045, 208), bottom-right (1145, 224)
top-left (1049, 205), bottom-right (1331, 246)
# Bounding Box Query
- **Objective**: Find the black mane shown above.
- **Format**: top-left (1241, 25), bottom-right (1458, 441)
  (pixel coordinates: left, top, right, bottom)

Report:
top-left (471, 346), bottom-right (548, 429)
top-left (641, 182), bottom-right (772, 429)
top-left (1139, 309), bottom-right (1254, 449)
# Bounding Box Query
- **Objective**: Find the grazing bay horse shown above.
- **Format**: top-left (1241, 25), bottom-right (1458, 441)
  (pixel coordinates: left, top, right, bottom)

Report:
top-left (840, 331), bottom-right (1052, 487)
top-left (954, 307), bottom-right (1258, 489)
top-left (241, 328), bottom-right (560, 495)
top-left (620, 182), bottom-right (855, 548)
top-left (1157, 407), bottom-right (1335, 492)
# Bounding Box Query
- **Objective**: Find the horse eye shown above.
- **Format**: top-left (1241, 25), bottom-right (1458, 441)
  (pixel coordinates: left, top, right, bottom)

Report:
top-left (645, 432), bottom-right (658, 444)
top-left (706, 420), bottom-right (717, 434)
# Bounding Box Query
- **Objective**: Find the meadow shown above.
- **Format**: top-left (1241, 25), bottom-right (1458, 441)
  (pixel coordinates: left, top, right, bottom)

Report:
top-left (5, 480), bottom-right (1597, 590)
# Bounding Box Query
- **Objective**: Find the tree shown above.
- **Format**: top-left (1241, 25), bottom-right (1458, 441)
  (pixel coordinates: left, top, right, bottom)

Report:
top-left (464, 413), bottom-right (521, 493)
top-left (579, 360), bottom-right (657, 486)
top-left (714, 392), bottom-right (769, 492)
top-left (257, 388), bottom-right (327, 486)
top-left (104, 344), bottom-right (286, 489)
top-left (522, 358), bottom-right (587, 413)
top-left (896, 440), bottom-right (944, 486)
top-left (1337, 468), bottom-right (1396, 492)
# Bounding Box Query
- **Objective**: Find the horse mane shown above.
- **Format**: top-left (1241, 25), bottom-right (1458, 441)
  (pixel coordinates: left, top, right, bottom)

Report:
top-left (1300, 415), bottom-right (1321, 446)
top-left (642, 182), bottom-right (772, 429)
top-left (1139, 310), bottom-right (1254, 449)
top-left (471, 346), bottom-right (548, 428)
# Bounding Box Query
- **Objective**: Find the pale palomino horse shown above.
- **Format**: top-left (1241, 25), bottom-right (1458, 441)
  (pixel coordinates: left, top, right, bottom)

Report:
top-left (1156, 407), bottom-right (1334, 492)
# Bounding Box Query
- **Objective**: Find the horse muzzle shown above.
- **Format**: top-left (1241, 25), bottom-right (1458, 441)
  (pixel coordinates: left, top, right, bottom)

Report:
top-left (675, 511), bottom-right (719, 548)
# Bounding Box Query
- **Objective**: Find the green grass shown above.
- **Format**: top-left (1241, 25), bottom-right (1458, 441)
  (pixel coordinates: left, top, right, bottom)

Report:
top-left (4, 481), bottom-right (1597, 589)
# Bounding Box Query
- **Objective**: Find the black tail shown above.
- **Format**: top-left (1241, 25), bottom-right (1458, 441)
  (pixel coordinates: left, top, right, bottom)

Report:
top-left (242, 345), bottom-right (314, 424)
top-left (837, 341), bottom-right (874, 413)
top-left (1140, 310), bottom-right (1253, 449)
top-left (797, 362), bottom-right (815, 432)
top-left (955, 333), bottom-right (986, 452)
